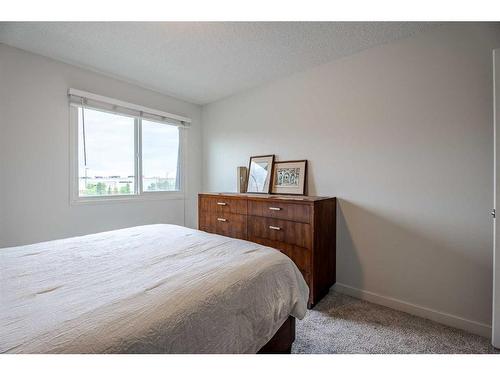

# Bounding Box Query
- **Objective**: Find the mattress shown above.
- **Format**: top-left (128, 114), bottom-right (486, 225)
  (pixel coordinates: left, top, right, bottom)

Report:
top-left (0, 224), bottom-right (309, 353)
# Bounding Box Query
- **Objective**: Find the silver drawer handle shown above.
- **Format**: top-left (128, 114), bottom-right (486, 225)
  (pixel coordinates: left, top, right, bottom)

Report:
top-left (269, 207), bottom-right (281, 211)
top-left (217, 218), bottom-right (227, 222)
top-left (269, 226), bottom-right (281, 230)
top-left (217, 202), bottom-right (227, 206)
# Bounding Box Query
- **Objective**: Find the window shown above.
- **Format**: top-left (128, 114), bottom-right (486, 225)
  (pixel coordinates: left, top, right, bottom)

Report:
top-left (142, 119), bottom-right (180, 192)
top-left (69, 89), bottom-right (189, 202)
top-left (78, 109), bottom-right (136, 197)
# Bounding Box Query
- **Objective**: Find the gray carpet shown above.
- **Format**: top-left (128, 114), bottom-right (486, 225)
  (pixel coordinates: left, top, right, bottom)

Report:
top-left (292, 291), bottom-right (499, 354)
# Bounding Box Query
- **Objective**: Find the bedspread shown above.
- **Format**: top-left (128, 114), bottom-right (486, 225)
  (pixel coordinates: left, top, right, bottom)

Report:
top-left (0, 224), bottom-right (308, 353)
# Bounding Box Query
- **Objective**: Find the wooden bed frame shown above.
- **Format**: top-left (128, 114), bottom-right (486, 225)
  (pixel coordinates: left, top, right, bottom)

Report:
top-left (257, 316), bottom-right (296, 354)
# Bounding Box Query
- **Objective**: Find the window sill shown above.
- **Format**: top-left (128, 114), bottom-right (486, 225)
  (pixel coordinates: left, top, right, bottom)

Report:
top-left (70, 191), bottom-right (185, 206)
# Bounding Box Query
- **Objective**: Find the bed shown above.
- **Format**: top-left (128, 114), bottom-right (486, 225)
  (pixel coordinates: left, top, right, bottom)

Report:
top-left (0, 224), bottom-right (309, 354)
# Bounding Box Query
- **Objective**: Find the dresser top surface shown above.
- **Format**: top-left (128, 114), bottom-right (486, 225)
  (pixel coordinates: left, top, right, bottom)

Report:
top-left (199, 192), bottom-right (334, 202)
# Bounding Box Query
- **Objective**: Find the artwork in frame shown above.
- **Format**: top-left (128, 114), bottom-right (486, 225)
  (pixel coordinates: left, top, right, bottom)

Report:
top-left (246, 155), bottom-right (275, 193)
top-left (271, 160), bottom-right (307, 195)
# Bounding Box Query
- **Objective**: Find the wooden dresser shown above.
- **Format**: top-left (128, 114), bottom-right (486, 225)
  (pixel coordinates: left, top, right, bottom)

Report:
top-left (198, 192), bottom-right (336, 307)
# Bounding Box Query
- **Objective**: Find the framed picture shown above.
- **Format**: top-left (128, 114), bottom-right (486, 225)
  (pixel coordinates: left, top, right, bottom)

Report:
top-left (271, 160), bottom-right (307, 195)
top-left (246, 155), bottom-right (275, 193)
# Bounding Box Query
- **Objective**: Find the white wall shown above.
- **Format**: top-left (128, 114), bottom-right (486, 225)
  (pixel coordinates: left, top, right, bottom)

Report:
top-left (0, 44), bottom-right (202, 247)
top-left (202, 23), bottom-right (500, 334)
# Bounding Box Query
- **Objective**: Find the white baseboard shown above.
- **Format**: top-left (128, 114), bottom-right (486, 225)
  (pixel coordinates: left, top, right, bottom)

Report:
top-left (333, 283), bottom-right (492, 338)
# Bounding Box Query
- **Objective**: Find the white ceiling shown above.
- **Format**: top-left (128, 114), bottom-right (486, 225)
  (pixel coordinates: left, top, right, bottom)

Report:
top-left (0, 22), bottom-right (440, 104)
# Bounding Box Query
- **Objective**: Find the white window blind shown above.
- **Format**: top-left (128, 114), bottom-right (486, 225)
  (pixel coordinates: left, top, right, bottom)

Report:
top-left (68, 88), bottom-right (191, 127)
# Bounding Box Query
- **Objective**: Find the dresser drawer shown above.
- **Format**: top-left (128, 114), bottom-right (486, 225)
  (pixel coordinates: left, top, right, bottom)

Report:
top-left (200, 212), bottom-right (247, 240)
top-left (247, 236), bottom-right (311, 275)
top-left (247, 200), bottom-right (310, 223)
top-left (248, 216), bottom-right (312, 249)
top-left (199, 196), bottom-right (247, 215)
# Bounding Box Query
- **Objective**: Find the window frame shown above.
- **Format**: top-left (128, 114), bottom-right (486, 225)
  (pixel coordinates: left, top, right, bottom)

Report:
top-left (69, 105), bottom-right (186, 205)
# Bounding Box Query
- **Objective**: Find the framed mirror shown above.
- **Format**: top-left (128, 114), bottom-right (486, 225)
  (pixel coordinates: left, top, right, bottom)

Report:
top-left (246, 155), bottom-right (275, 193)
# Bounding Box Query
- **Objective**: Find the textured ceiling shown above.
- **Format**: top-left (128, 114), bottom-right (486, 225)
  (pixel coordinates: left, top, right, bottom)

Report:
top-left (0, 22), bottom-right (440, 104)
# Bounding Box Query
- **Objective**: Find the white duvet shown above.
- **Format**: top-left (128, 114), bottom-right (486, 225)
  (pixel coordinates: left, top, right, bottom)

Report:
top-left (0, 224), bottom-right (308, 353)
